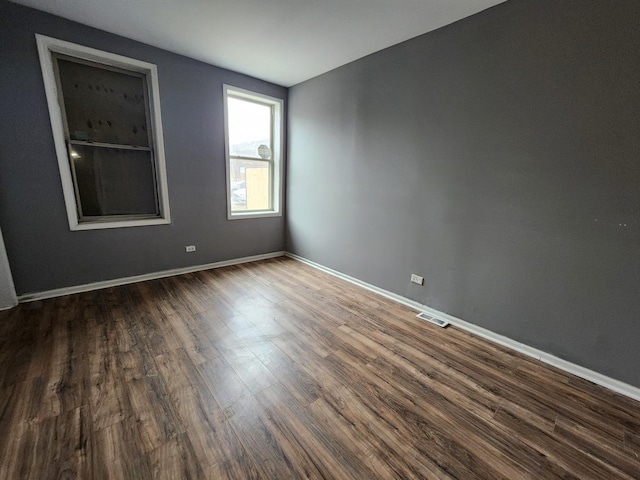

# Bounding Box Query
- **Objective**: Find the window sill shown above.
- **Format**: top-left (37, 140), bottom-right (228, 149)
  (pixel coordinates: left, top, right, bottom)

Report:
top-left (227, 211), bottom-right (282, 220)
top-left (70, 217), bottom-right (171, 231)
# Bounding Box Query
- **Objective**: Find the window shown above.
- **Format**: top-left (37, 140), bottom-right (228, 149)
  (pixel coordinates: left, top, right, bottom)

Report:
top-left (223, 85), bottom-right (283, 219)
top-left (36, 35), bottom-right (170, 230)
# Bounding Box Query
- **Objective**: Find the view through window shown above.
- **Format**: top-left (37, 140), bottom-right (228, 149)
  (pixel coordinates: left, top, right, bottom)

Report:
top-left (224, 86), bottom-right (283, 218)
top-left (228, 97), bottom-right (271, 212)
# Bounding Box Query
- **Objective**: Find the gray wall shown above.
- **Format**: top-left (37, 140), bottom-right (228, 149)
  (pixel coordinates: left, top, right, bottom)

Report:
top-left (0, 1), bottom-right (286, 295)
top-left (287, 0), bottom-right (640, 387)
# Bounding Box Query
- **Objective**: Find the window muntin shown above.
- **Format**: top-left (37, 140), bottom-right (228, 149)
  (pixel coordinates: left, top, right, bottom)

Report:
top-left (224, 86), bottom-right (283, 219)
top-left (36, 35), bottom-right (170, 230)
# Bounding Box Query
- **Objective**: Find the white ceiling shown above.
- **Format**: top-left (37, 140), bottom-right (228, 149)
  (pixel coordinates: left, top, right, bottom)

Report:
top-left (12, 0), bottom-right (506, 86)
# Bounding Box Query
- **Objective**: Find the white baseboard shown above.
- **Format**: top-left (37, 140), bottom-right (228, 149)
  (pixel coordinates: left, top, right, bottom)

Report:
top-left (285, 252), bottom-right (640, 403)
top-left (18, 251), bottom-right (285, 303)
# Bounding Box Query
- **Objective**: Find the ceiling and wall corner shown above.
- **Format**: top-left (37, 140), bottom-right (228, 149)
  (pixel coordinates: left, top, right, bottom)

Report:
top-left (8, 0), bottom-right (507, 86)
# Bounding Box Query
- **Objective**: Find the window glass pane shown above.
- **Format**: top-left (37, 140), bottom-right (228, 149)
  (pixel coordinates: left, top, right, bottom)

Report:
top-left (57, 58), bottom-right (150, 147)
top-left (70, 145), bottom-right (158, 217)
top-left (228, 97), bottom-right (271, 159)
top-left (230, 158), bottom-right (271, 212)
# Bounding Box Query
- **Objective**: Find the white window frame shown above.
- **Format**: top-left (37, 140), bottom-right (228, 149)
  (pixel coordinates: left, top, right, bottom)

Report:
top-left (223, 85), bottom-right (284, 220)
top-left (36, 34), bottom-right (171, 231)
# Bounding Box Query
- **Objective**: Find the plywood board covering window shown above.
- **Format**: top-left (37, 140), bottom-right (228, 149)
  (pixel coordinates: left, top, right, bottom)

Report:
top-left (36, 35), bottom-right (170, 230)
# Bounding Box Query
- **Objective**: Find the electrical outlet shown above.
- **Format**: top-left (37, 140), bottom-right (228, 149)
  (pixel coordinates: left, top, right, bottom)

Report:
top-left (185, 245), bottom-right (196, 253)
top-left (411, 274), bottom-right (424, 285)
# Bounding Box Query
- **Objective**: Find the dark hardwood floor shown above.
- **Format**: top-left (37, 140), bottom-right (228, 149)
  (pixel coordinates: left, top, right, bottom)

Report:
top-left (0, 257), bottom-right (638, 479)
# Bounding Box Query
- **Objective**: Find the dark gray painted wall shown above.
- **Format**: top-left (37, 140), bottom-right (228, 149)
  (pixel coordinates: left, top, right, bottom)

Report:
top-left (287, 0), bottom-right (640, 386)
top-left (0, 1), bottom-right (287, 295)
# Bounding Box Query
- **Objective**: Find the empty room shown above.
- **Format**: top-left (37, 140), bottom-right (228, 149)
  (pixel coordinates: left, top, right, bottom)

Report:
top-left (1, 0), bottom-right (639, 478)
